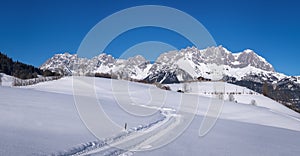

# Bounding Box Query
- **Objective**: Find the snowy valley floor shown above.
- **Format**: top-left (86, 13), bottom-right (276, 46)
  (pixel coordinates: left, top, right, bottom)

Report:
top-left (0, 77), bottom-right (300, 155)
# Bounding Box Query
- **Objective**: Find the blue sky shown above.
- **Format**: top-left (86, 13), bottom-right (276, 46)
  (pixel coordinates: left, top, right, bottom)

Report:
top-left (0, 0), bottom-right (299, 75)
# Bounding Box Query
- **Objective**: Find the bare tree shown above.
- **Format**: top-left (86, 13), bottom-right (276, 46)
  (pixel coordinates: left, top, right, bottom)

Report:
top-left (228, 93), bottom-right (235, 102)
top-left (0, 74), bottom-right (2, 86)
top-left (251, 99), bottom-right (257, 106)
top-left (182, 83), bottom-right (191, 93)
top-left (262, 82), bottom-right (268, 96)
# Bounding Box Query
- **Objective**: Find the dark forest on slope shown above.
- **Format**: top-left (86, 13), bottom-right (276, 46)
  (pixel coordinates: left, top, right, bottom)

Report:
top-left (0, 52), bottom-right (59, 79)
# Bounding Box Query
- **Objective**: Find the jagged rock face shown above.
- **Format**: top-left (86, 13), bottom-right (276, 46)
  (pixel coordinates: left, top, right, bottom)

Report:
top-left (193, 46), bottom-right (232, 65)
top-left (146, 51), bottom-right (192, 83)
top-left (235, 50), bottom-right (274, 71)
top-left (40, 53), bottom-right (151, 79)
top-left (178, 46), bottom-right (274, 71)
top-left (91, 54), bottom-right (116, 68)
top-left (40, 53), bottom-right (78, 75)
top-left (144, 70), bottom-right (180, 84)
top-left (123, 55), bottom-right (151, 77)
top-left (112, 55), bottom-right (151, 80)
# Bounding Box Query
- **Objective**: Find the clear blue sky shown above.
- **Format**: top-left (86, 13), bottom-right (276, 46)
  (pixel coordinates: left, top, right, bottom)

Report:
top-left (0, 0), bottom-right (299, 75)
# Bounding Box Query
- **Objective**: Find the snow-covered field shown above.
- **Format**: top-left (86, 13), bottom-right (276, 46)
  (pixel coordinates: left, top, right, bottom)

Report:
top-left (0, 76), bottom-right (300, 155)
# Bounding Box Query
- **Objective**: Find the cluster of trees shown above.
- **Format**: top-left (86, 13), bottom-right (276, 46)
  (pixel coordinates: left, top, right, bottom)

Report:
top-left (0, 52), bottom-right (60, 79)
top-left (94, 72), bottom-right (114, 79)
top-left (197, 76), bottom-right (211, 81)
top-left (12, 76), bottom-right (62, 86)
top-left (261, 81), bottom-right (300, 113)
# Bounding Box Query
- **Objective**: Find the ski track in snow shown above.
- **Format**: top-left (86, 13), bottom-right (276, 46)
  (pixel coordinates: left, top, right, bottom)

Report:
top-left (51, 107), bottom-right (179, 156)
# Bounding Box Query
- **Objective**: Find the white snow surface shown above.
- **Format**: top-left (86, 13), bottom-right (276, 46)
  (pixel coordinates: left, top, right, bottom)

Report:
top-left (1, 77), bottom-right (300, 155)
top-left (0, 73), bottom-right (14, 86)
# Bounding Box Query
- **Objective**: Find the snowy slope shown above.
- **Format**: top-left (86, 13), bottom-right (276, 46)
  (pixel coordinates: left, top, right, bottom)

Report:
top-left (170, 82), bottom-right (298, 117)
top-left (0, 73), bottom-right (14, 86)
top-left (31, 77), bottom-right (300, 127)
top-left (0, 86), bottom-right (94, 155)
top-left (1, 77), bottom-right (300, 155)
top-left (169, 82), bottom-right (300, 131)
top-left (136, 115), bottom-right (300, 156)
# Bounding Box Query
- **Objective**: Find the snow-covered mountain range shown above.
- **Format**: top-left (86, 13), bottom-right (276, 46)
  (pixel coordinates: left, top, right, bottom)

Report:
top-left (40, 46), bottom-right (277, 81)
top-left (40, 46), bottom-right (299, 86)
top-left (40, 46), bottom-right (300, 112)
top-left (40, 52), bottom-right (152, 80)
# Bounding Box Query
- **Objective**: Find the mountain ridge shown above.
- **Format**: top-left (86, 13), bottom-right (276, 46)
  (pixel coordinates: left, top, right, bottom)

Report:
top-left (40, 46), bottom-right (276, 79)
top-left (39, 46), bottom-right (300, 113)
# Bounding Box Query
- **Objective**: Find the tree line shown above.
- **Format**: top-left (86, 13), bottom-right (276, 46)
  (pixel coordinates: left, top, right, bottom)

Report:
top-left (0, 52), bottom-right (60, 79)
top-left (12, 76), bottom-right (62, 86)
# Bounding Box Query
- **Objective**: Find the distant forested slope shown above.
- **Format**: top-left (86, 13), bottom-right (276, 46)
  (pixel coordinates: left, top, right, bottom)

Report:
top-left (0, 52), bottom-right (59, 79)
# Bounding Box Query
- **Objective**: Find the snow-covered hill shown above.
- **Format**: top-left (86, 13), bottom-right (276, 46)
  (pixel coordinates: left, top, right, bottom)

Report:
top-left (1, 77), bottom-right (300, 155)
top-left (0, 73), bottom-right (14, 86)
